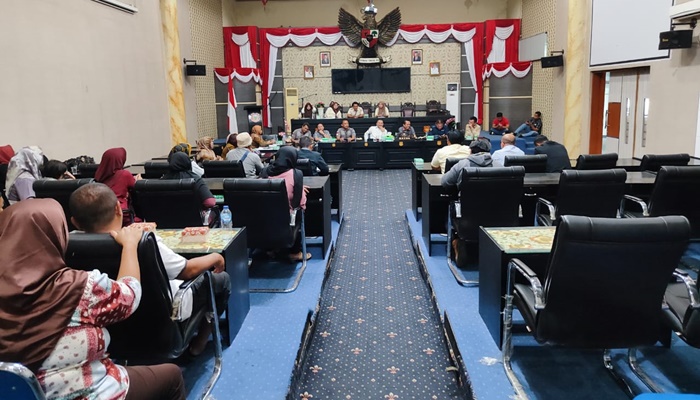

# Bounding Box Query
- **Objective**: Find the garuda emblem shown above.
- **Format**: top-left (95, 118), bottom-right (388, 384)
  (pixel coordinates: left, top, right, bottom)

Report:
top-left (338, 3), bottom-right (401, 64)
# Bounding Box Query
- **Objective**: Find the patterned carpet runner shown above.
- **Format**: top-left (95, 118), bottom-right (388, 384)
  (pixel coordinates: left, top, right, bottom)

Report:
top-left (291, 170), bottom-right (467, 399)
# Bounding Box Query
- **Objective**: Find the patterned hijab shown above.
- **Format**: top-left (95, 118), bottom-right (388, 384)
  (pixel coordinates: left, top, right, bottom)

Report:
top-left (196, 137), bottom-right (216, 161)
top-left (0, 199), bottom-right (88, 372)
top-left (5, 146), bottom-right (44, 192)
top-left (94, 147), bottom-right (127, 183)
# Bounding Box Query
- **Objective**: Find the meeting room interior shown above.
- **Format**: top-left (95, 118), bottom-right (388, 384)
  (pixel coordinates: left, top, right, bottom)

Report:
top-left (3, 0), bottom-right (700, 399)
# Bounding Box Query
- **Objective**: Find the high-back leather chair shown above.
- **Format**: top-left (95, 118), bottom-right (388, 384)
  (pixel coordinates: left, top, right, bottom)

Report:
top-left (503, 215), bottom-right (689, 398)
top-left (296, 158), bottom-right (314, 176)
top-left (132, 179), bottom-right (203, 228)
top-left (33, 178), bottom-right (94, 230)
top-left (444, 157), bottom-right (468, 173)
top-left (0, 163), bottom-right (8, 208)
top-left (639, 153), bottom-right (690, 172)
top-left (576, 153), bottom-right (619, 170)
top-left (401, 102), bottom-right (415, 117)
top-left (143, 161), bottom-right (171, 179)
top-left (535, 169), bottom-right (627, 226)
top-left (426, 100), bottom-right (441, 115)
top-left (447, 166), bottom-right (525, 285)
top-left (663, 268), bottom-right (700, 349)
top-left (223, 178), bottom-right (307, 293)
top-left (504, 154), bottom-right (548, 173)
top-left (360, 102), bottom-right (372, 117)
top-left (0, 362), bottom-right (46, 400)
top-left (65, 232), bottom-right (222, 398)
top-left (203, 160), bottom-right (245, 178)
top-left (77, 163), bottom-right (100, 178)
top-left (623, 166), bottom-right (700, 239)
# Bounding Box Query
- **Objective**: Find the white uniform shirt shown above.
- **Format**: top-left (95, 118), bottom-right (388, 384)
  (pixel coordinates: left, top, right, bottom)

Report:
top-left (492, 144), bottom-right (525, 167)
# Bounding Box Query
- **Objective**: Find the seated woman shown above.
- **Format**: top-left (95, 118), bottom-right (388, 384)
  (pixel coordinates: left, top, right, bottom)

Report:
top-left (299, 102), bottom-right (315, 119)
top-left (0, 199), bottom-right (185, 400)
top-left (169, 143), bottom-right (204, 177)
top-left (196, 136), bottom-right (220, 164)
top-left (5, 146), bottom-right (44, 204)
top-left (324, 101), bottom-right (342, 119)
top-left (374, 101), bottom-right (390, 118)
top-left (260, 146), bottom-right (311, 262)
top-left (42, 159), bottom-right (76, 180)
top-left (220, 133), bottom-right (237, 159)
top-left (251, 125), bottom-right (274, 148)
top-left (162, 152), bottom-right (216, 211)
top-left (95, 148), bottom-right (141, 226)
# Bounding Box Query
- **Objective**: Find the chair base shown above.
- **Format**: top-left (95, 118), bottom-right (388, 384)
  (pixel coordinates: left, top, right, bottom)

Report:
top-left (446, 212), bottom-right (478, 287)
top-left (200, 272), bottom-right (223, 400)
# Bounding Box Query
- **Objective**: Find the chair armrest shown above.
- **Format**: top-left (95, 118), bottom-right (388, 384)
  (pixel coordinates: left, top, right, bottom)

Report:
top-left (452, 201), bottom-right (461, 218)
top-left (171, 276), bottom-right (203, 321)
top-left (290, 207), bottom-right (301, 226)
top-left (537, 197), bottom-right (556, 221)
top-left (623, 194), bottom-right (649, 217)
top-left (508, 258), bottom-right (545, 310)
top-left (673, 268), bottom-right (700, 309)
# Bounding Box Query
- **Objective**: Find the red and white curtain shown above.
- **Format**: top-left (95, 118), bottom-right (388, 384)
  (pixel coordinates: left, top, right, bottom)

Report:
top-left (481, 62), bottom-right (532, 80)
top-left (485, 19), bottom-right (520, 64)
top-left (214, 68), bottom-right (262, 134)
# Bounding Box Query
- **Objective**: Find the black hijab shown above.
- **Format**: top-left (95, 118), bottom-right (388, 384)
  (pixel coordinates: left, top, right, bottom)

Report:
top-left (261, 146), bottom-right (303, 208)
top-left (163, 152), bottom-right (197, 180)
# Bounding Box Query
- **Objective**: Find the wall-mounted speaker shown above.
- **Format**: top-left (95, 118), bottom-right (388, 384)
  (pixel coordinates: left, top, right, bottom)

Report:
top-left (540, 55), bottom-right (564, 68)
top-left (659, 30), bottom-right (693, 50)
top-left (186, 65), bottom-right (206, 76)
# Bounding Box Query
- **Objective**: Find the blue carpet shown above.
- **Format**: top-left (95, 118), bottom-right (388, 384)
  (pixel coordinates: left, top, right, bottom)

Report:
top-left (248, 245), bottom-right (325, 291)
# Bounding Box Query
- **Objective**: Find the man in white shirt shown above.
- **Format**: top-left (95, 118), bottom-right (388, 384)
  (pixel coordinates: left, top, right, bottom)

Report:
top-left (430, 131), bottom-right (472, 173)
top-left (347, 102), bottom-right (364, 118)
top-left (492, 133), bottom-right (524, 167)
top-left (364, 119), bottom-right (388, 141)
top-left (69, 183), bottom-right (231, 357)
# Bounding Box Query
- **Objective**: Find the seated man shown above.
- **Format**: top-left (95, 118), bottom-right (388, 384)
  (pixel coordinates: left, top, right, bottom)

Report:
top-left (492, 133), bottom-right (524, 167)
top-left (298, 136), bottom-right (329, 176)
top-left (336, 119), bottom-right (356, 142)
top-left (225, 132), bottom-right (264, 178)
top-left (313, 123), bottom-right (331, 142)
top-left (291, 123), bottom-right (312, 145)
top-left (347, 101), bottom-right (364, 119)
top-left (441, 138), bottom-right (493, 189)
top-left (364, 119), bottom-right (388, 141)
top-left (429, 119), bottom-right (448, 138)
top-left (464, 116), bottom-right (481, 139)
top-left (490, 112), bottom-right (510, 135)
top-left (430, 131), bottom-right (471, 173)
top-left (514, 111), bottom-right (543, 137)
top-left (69, 183), bottom-right (231, 356)
top-left (534, 135), bottom-right (571, 172)
top-left (396, 119), bottom-right (416, 140)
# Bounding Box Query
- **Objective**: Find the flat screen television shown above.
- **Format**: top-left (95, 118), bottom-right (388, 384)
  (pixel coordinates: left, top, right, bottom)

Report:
top-left (331, 68), bottom-right (411, 94)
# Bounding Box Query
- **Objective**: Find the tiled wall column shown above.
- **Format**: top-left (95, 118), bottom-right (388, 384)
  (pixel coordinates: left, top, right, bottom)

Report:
top-left (160, 0), bottom-right (187, 144)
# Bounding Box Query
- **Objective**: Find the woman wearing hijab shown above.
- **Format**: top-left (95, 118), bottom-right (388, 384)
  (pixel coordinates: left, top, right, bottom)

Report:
top-left (0, 199), bottom-right (185, 399)
top-left (299, 102), bottom-right (315, 119)
top-left (95, 148), bottom-right (141, 225)
top-left (324, 101), bottom-right (342, 119)
top-left (0, 144), bottom-right (14, 164)
top-left (5, 146), bottom-right (44, 204)
top-left (221, 133), bottom-right (237, 158)
top-left (374, 101), bottom-right (390, 118)
top-left (196, 136), bottom-right (219, 164)
top-left (260, 146), bottom-right (310, 262)
top-left (169, 143), bottom-right (204, 177)
top-left (250, 125), bottom-right (274, 149)
top-left (162, 152), bottom-right (216, 210)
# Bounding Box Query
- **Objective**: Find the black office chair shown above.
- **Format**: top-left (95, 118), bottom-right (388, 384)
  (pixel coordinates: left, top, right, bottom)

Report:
top-left (447, 166), bottom-right (525, 286)
top-left (132, 179), bottom-right (204, 228)
top-left (203, 160), bottom-right (246, 178)
top-left (663, 268), bottom-right (700, 350)
top-left (143, 161), bottom-right (172, 179)
top-left (535, 169), bottom-right (627, 226)
top-left (503, 215), bottom-right (689, 398)
top-left (65, 232), bottom-right (222, 399)
top-left (0, 362), bottom-right (46, 400)
top-left (639, 153), bottom-right (690, 172)
top-left (401, 102), bottom-right (416, 117)
top-left (576, 153), bottom-right (619, 170)
top-left (33, 178), bottom-right (94, 231)
top-left (426, 100), bottom-right (442, 115)
top-left (504, 154), bottom-right (548, 173)
top-left (296, 158), bottom-right (314, 176)
top-left (223, 178), bottom-right (307, 293)
top-left (444, 157), bottom-right (468, 173)
top-left (360, 102), bottom-right (372, 117)
top-left (0, 163), bottom-right (8, 209)
top-left (77, 163), bottom-right (100, 178)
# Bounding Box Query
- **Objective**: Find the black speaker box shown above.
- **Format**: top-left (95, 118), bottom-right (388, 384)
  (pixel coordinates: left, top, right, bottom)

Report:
top-left (659, 30), bottom-right (693, 50)
top-left (186, 65), bottom-right (207, 76)
top-left (540, 55), bottom-right (564, 68)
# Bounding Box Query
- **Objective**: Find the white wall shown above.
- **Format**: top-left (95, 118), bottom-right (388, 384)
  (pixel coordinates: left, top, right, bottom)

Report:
top-left (0, 0), bottom-right (172, 164)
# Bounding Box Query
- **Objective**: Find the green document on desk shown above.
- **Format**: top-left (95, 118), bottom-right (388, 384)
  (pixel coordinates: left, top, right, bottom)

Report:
top-left (483, 227), bottom-right (556, 254)
top-left (157, 228), bottom-right (240, 253)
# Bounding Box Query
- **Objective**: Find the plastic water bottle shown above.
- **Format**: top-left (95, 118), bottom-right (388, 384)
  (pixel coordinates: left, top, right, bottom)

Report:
top-left (221, 206), bottom-right (233, 230)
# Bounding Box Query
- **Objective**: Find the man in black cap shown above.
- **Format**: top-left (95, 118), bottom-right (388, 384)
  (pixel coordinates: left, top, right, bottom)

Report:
top-left (440, 137), bottom-right (493, 189)
top-left (534, 135), bottom-right (571, 172)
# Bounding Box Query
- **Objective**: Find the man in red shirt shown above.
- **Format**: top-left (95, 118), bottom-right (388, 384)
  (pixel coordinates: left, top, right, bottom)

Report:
top-left (490, 112), bottom-right (510, 135)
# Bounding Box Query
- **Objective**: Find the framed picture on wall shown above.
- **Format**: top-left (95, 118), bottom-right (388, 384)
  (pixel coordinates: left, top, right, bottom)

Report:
top-left (411, 49), bottom-right (423, 65)
top-left (304, 65), bottom-right (314, 79)
top-left (320, 51), bottom-right (331, 67)
top-left (429, 61), bottom-right (440, 76)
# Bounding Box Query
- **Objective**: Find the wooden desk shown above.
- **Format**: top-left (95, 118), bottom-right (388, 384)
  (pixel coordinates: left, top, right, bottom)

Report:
top-left (318, 140), bottom-right (446, 169)
top-left (411, 161), bottom-right (438, 218)
top-left (157, 228), bottom-right (249, 347)
top-left (479, 227), bottom-right (554, 348)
